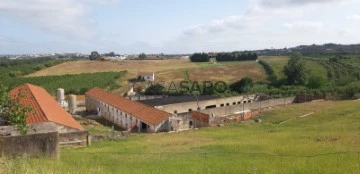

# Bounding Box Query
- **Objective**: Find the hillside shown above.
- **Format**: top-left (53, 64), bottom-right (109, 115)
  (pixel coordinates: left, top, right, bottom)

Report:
top-left (2, 100), bottom-right (359, 173)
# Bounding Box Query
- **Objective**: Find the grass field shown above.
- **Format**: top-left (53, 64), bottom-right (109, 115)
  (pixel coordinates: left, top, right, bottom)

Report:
top-left (2, 100), bottom-right (359, 173)
top-left (259, 56), bottom-right (289, 79)
top-left (6, 72), bottom-right (126, 95)
top-left (305, 60), bottom-right (328, 79)
top-left (157, 61), bottom-right (266, 83)
top-left (260, 56), bottom-right (329, 80)
top-left (25, 60), bottom-right (199, 78)
top-left (27, 60), bottom-right (266, 84)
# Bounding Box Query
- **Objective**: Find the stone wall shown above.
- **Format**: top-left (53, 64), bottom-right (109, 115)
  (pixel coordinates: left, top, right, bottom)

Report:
top-left (59, 131), bottom-right (89, 147)
top-left (0, 132), bottom-right (59, 158)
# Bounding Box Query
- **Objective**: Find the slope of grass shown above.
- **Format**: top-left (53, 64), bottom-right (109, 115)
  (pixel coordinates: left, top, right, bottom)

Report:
top-left (306, 60), bottom-right (328, 79)
top-left (1, 100), bottom-right (359, 173)
top-left (259, 56), bottom-right (289, 79)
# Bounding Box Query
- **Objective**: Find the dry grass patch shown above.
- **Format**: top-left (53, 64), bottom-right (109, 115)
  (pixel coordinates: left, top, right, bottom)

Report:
top-left (26, 60), bottom-right (198, 78)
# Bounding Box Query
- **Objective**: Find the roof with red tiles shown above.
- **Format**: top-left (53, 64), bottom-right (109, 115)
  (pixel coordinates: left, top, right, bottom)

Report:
top-left (9, 84), bottom-right (83, 131)
top-left (85, 87), bottom-right (171, 126)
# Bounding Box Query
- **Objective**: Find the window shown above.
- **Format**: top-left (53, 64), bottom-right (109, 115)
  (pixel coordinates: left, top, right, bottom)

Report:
top-left (226, 103), bottom-right (230, 106)
top-left (188, 109), bottom-right (192, 112)
top-left (125, 114), bottom-right (127, 118)
top-left (174, 110), bottom-right (177, 114)
top-left (238, 101), bottom-right (241, 104)
top-left (233, 102), bottom-right (236, 105)
top-left (220, 104), bottom-right (224, 107)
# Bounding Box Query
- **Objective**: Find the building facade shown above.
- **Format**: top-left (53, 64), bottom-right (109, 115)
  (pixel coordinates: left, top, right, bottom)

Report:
top-left (85, 88), bottom-right (171, 133)
top-left (138, 72), bottom-right (155, 81)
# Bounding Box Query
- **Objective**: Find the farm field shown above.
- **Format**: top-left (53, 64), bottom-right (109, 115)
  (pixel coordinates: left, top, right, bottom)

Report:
top-left (25, 60), bottom-right (199, 78)
top-left (156, 61), bottom-right (266, 83)
top-left (6, 71), bottom-right (126, 95)
top-left (25, 59), bottom-right (267, 92)
top-left (2, 100), bottom-right (359, 173)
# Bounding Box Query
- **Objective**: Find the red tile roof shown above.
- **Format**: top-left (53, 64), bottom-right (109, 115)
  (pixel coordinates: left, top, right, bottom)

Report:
top-left (86, 88), bottom-right (171, 126)
top-left (9, 84), bottom-right (83, 131)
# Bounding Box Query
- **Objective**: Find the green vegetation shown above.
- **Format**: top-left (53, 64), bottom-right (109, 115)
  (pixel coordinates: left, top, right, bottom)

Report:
top-left (5, 71), bottom-right (126, 95)
top-left (258, 59), bottom-right (277, 83)
top-left (0, 82), bottom-right (31, 135)
top-left (216, 51), bottom-right (257, 61)
top-left (284, 53), bottom-right (310, 85)
top-left (1, 100), bottom-right (359, 173)
top-left (0, 57), bottom-right (68, 80)
top-left (230, 77), bottom-right (254, 93)
top-left (89, 51), bottom-right (101, 60)
top-left (190, 53), bottom-right (210, 62)
top-left (138, 53), bottom-right (147, 59)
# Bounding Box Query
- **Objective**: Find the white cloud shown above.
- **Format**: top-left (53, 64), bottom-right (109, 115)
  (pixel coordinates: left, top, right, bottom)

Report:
top-left (346, 14), bottom-right (360, 20)
top-left (259, 0), bottom-right (351, 8)
top-left (283, 21), bottom-right (323, 32)
top-left (162, 0), bottom-right (360, 53)
top-left (0, 0), bottom-right (106, 38)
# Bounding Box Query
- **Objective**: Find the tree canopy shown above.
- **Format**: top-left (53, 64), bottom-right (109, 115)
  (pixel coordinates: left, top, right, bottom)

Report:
top-left (216, 52), bottom-right (257, 62)
top-left (89, 51), bottom-right (101, 60)
top-left (230, 77), bottom-right (254, 93)
top-left (139, 53), bottom-right (147, 59)
top-left (284, 53), bottom-right (310, 85)
top-left (190, 53), bottom-right (209, 62)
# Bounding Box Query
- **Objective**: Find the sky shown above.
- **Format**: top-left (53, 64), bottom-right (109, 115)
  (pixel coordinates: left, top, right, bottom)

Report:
top-left (1, 0), bottom-right (360, 54)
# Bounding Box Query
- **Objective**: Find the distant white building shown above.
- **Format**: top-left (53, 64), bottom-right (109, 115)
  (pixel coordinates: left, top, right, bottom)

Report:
top-left (138, 72), bottom-right (155, 81)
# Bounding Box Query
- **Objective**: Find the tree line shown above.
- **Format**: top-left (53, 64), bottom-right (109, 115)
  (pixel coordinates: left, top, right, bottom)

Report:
top-left (216, 52), bottom-right (258, 61)
top-left (190, 53), bottom-right (210, 62)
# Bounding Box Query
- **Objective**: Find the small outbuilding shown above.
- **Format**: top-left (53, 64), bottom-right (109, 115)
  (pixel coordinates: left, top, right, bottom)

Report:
top-left (138, 72), bottom-right (155, 81)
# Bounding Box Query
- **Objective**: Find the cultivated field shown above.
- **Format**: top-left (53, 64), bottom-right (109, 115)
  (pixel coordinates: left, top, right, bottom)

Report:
top-left (259, 56), bottom-right (329, 80)
top-left (25, 60), bottom-right (199, 78)
top-left (259, 56), bottom-right (289, 78)
top-left (156, 61), bottom-right (266, 83)
top-left (2, 100), bottom-right (359, 173)
top-left (26, 60), bottom-right (266, 84)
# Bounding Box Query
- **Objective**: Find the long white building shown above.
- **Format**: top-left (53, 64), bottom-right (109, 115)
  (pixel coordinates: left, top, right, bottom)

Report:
top-left (85, 88), bottom-right (171, 133)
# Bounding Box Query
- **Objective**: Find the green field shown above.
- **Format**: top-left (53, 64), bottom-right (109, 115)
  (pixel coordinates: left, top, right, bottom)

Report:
top-left (259, 56), bottom-right (289, 79)
top-left (6, 71), bottom-right (126, 95)
top-left (2, 100), bottom-right (359, 173)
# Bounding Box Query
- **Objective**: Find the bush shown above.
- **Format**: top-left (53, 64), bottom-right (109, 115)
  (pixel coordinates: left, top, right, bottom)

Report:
top-left (230, 77), bottom-right (254, 93)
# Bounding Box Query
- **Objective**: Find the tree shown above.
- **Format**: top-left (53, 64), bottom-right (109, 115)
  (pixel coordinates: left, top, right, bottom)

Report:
top-left (0, 83), bottom-right (32, 135)
top-left (284, 53), bottom-right (309, 85)
top-left (139, 53), bottom-right (147, 59)
top-left (144, 83), bottom-right (166, 95)
top-left (190, 53), bottom-right (209, 62)
top-left (89, 51), bottom-right (101, 60)
top-left (230, 77), bottom-right (254, 93)
top-left (307, 75), bottom-right (327, 89)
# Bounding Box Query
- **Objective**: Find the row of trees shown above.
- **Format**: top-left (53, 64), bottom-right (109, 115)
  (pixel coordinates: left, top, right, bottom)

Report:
top-left (216, 52), bottom-right (257, 62)
top-left (190, 53), bottom-right (210, 62)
